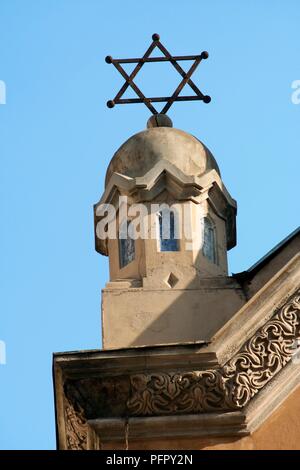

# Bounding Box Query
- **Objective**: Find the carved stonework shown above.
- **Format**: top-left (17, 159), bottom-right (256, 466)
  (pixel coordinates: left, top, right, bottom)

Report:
top-left (127, 290), bottom-right (300, 415)
top-left (60, 288), bottom-right (300, 448)
top-left (127, 371), bottom-right (226, 415)
top-left (64, 400), bottom-right (87, 450)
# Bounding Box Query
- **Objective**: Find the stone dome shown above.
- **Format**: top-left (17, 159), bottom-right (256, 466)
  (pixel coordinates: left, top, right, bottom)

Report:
top-left (105, 127), bottom-right (220, 186)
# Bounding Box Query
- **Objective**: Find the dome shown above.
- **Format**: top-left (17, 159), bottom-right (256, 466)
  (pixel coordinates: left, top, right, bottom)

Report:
top-left (105, 127), bottom-right (220, 186)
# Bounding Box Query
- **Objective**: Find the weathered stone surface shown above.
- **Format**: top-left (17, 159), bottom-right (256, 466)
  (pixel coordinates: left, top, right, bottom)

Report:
top-left (102, 281), bottom-right (246, 348)
top-left (87, 385), bottom-right (300, 449)
top-left (64, 376), bottom-right (131, 419)
top-left (105, 127), bottom-right (220, 186)
top-left (95, 125), bottom-right (239, 348)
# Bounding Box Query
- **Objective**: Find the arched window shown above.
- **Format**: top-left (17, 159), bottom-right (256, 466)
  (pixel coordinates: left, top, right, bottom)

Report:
top-left (158, 209), bottom-right (179, 252)
top-left (202, 217), bottom-right (216, 264)
top-left (119, 220), bottom-right (135, 268)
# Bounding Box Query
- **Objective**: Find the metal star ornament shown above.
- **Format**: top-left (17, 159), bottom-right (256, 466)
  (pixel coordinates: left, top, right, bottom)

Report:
top-left (105, 33), bottom-right (211, 115)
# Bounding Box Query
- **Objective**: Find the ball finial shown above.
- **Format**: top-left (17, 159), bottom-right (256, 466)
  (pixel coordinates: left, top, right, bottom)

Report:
top-left (152, 33), bottom-right (160, 41)
top-left (203, 95), bottom-right (211, 104)
top-left (105, 55), bottom-right (113, 64)
top-left (147, 113), bottom-right (173, 128)
top-left (201, 51), bottom-right (209, 60)
top-left (107, 100), bottom-right (115, 108)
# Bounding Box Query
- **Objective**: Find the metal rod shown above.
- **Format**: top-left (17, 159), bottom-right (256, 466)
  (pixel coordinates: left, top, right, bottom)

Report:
top-left (113, 61), bottom-right (158, 114)
top-left (113, 41), bottom-right (157, 104)
top-left (115, 96), bottom-right (204, 104)
top-left (111, 55), bottom-right (202, 64)
top-left (161, 57), bottom-right (201, 114)
top-left (156, 41), bottom-right (204, 97)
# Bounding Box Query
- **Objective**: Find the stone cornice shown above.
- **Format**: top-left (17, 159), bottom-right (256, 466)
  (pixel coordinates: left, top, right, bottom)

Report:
top-left (94, 164), bottom-right (237, 255)
top-left (88, 411), bottom-right (249, 446)
top-left (96, 164), bottom-right (236, 207)
top-left (53, 258), bottom-right (300, 449)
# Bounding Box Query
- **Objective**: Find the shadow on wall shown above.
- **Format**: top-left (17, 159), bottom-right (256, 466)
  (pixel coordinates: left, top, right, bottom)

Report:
top-left (103, 228), bottom-right (300, 349)
top-left (128, 248), bottom-right (247, 348)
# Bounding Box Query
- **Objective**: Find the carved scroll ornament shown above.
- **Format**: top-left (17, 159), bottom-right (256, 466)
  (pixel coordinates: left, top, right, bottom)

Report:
top-left (127, 290), bottom-right (300, 415)
top-left (64, 401), bottom-right (87, 450)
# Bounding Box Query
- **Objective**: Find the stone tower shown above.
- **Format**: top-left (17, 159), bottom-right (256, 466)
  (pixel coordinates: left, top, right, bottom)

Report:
top-left (94, 117), bottom-right (243, 349)
top-left (54, 113), bottom-right (300, 451)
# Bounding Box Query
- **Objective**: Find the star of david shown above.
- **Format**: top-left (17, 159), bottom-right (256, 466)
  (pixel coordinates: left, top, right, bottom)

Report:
top-left (105, 33), bottom-right (211, 115)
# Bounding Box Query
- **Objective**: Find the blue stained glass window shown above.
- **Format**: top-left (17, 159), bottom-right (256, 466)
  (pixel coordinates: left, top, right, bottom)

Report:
top-left (119, 221), bottom-right (135, 268)
top-left (202, 217), bottom-right (216, 263)
top-left (158, 210), bottom-right (179, 252)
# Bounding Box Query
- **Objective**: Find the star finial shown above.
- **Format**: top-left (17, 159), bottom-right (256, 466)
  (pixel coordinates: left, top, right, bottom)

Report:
top-left (105, 33), bottom-right (211, 115)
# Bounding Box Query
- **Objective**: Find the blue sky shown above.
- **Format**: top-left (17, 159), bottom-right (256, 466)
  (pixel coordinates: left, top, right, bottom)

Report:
top-left (1, 0), bottom-right (299, 449)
